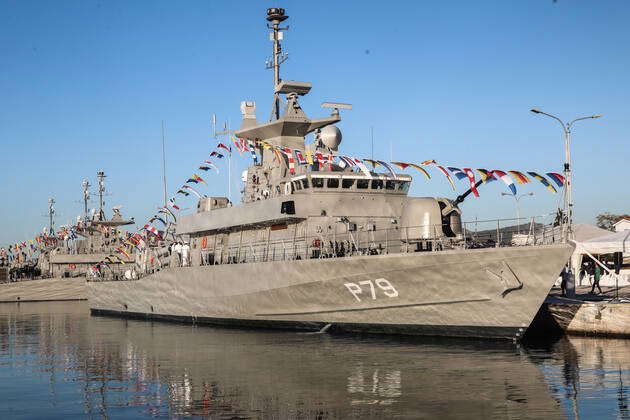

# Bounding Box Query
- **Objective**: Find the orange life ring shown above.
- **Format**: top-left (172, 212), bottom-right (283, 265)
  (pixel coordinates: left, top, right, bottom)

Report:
top-left (68, 264), bottom-right (76, 269)
top-left (201, 236), bottom-right (208, 249)
top-left (312, 239), bottom-right (321, 248)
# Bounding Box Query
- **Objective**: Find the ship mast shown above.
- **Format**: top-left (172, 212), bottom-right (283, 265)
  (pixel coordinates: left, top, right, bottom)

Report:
top-left (47, 198), bottom-right (55, 236)
top-left (266, 8), bottom-right (289, 121)
top-left (81, 179), bottom-right (91, 220)
top-left (97, 171), bottom-right (107, 221)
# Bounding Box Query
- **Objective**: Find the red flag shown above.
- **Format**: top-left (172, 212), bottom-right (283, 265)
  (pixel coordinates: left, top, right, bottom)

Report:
top-left (282, 148), bottom-right (296, 175)
top-left (463, 168), bottom-right (479, 198)
top-left (217, 143), bottom-right (231, 153)
top-left (143, 225), bottom-right (162, 240)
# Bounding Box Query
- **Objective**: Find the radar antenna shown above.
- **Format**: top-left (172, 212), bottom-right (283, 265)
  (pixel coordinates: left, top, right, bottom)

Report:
top-left (265, 7), bottom-right (289, 121)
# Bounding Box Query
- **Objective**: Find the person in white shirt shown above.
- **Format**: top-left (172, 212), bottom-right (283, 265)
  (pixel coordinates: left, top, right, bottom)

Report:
top-left (173, 242), bottom-right (183, 267)
top-left (181, 242), bottom-right (190, 267)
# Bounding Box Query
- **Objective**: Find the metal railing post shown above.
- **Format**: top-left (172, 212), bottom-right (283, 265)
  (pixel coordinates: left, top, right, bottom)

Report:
top-left (496, 220), bottom-right (500, 247)
top-left (265, 227), bottom-right (271, 262)
top-left (236, 229), bottom-right (243, 262)
top-left (292, 224), bottom-right (297, 260)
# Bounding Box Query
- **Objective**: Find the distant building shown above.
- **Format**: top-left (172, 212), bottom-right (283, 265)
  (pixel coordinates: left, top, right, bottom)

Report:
top-left (613, 217), bottom-right (630, 232)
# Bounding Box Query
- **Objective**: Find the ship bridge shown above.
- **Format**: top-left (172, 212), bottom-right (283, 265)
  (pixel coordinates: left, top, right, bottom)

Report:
top-left (288, 173), bottom-right (412, 195)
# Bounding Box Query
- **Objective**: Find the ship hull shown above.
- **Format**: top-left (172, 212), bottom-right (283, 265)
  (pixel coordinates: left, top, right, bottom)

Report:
top-left (88, 244), bottom-right (573, 339)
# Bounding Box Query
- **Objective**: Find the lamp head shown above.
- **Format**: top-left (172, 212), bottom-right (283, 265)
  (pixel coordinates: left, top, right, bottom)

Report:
top-left (530, 108), bottom-right (542, 114)
top-left (266, 8), bottom-right (288, 23)
top-left (592, 114), bottom-right (604, 119)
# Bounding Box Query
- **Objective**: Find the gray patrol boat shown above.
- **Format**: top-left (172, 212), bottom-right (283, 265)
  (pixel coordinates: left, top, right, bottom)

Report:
top-left (40, 171), bottom-right (135, 279)
top-left (88, 8), bottom-right (573, 339)
top-left (1, 171), bottom-right (134, 302)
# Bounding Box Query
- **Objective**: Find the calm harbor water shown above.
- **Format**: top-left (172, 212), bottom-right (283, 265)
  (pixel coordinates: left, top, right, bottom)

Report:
top-left (0, 302), bottom-right (628, 419)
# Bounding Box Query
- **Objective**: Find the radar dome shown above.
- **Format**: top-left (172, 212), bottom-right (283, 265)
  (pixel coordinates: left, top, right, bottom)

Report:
top-left (320, 125), bottom-right (342, 150)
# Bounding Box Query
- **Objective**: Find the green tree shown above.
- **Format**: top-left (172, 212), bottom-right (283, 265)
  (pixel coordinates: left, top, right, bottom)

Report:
top-left (595, 213), bottom-right (630, 231)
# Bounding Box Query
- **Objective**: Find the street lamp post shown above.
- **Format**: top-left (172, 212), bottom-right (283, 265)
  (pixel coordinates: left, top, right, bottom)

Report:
top-left (530, 109), bottom-right (603, 242)
top-left (501, 192), bottom-right (534, 234)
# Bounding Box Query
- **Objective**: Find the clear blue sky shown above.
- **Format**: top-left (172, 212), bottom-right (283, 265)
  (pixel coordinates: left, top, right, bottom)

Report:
top-left (1, 0), bottom-right (628, 245)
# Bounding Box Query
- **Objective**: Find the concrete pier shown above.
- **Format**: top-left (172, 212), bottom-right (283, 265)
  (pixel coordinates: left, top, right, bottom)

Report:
top-left (0, 277), bottom-right (86, 302)
top-left (532, 286), bottom-right (630, 338)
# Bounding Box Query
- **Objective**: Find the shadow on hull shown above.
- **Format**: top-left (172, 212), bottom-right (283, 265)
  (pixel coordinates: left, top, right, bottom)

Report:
top-left (92, 308), bottom-right (523, 340)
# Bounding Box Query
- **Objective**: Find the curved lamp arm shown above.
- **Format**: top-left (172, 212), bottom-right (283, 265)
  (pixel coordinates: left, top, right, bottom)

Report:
top-left (530, 109), bottom-right (567, 134)
top-left (568, 114), bottom-right (604, 130)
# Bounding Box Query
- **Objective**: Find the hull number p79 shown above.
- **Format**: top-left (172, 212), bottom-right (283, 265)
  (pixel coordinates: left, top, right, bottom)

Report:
top-left (344, 279), bottom-right (399, 302)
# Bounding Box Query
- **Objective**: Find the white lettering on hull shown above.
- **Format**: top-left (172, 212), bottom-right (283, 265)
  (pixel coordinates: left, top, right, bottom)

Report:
top-left (344, 278), bottom-right (399, 302)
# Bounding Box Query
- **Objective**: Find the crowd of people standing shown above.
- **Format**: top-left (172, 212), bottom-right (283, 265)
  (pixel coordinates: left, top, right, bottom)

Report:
top-left (170, 241), bottom-right (190, 267)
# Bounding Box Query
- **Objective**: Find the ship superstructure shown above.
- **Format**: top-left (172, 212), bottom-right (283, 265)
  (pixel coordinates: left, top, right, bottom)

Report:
top-left (40, 171), bottom-right (135, 279)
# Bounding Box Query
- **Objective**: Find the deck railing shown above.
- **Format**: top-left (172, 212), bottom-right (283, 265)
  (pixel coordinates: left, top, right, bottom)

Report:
top-left (89, 214), bottom-right (563, 282)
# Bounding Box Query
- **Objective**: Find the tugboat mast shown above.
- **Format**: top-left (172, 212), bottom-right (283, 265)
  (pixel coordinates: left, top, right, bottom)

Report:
top-left (266, 7), bottom-right (289, 121)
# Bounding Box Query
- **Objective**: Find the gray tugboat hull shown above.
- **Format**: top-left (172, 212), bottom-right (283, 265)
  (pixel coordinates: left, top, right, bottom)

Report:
top-left (88, 244), bottom-right (573, 339)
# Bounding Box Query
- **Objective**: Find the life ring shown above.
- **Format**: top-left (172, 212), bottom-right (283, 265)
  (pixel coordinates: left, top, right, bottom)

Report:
top-left (312, 239), bottom-right (321, 248)
top-left (68, 264), bottom-right (76, 269)
top-left (201, 236), bottom-right (208, 249)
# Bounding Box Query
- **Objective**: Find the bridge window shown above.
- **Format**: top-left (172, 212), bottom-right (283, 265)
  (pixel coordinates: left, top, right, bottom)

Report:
top-left (385, 180), bottom-right (396, 190)
top-left (301, 179), bottom-right (309, 189)
top-left (312, 177), bottom-right (324, 188)
top-left (327, 178), bottom-right (339, 189)
top-left (342, 178), bottom-right (354, 189)
top-left (371, 179), bottom-right (384, 190)
top-left (357, 179), bottom-right (369, 189)
top-left (399, 181), bottom-right (411, 192)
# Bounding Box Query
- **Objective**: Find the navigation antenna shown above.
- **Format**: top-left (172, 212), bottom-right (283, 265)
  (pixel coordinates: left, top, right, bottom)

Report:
top-left (47, 198), bottom-right (56, 236)
top-left (96, 171), bottom-right (111, 221)
top-left (265, 7), bottom-right (289, 121)
top-left (215, 119), bottom-right (233, 203)
top-left (161, 120), bottom-right (168, 208)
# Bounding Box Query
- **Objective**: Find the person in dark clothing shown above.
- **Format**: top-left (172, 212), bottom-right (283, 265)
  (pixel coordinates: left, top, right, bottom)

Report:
top-left (560, 267), bottom-right (568, 297)
top-left (591, 265), bottom-right (602, 294)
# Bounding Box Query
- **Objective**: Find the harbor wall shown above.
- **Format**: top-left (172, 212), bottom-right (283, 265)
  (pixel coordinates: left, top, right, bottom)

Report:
top-left (547, 300), bottom-right (630, 337)
top-left (0, 277), bottom-right (87, 302)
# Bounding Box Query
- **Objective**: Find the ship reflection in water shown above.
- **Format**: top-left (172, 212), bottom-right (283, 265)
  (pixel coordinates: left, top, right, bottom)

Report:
top-left (0, 303), bottom-right (628, 419)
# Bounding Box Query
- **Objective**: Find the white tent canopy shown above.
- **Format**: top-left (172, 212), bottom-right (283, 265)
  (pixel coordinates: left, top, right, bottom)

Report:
top-left (536, 223), bottom-right (609, 244)
top-left (580, 230), bottom-right (630, 254)
top-left (572, 224), bottom-right (610, 242)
